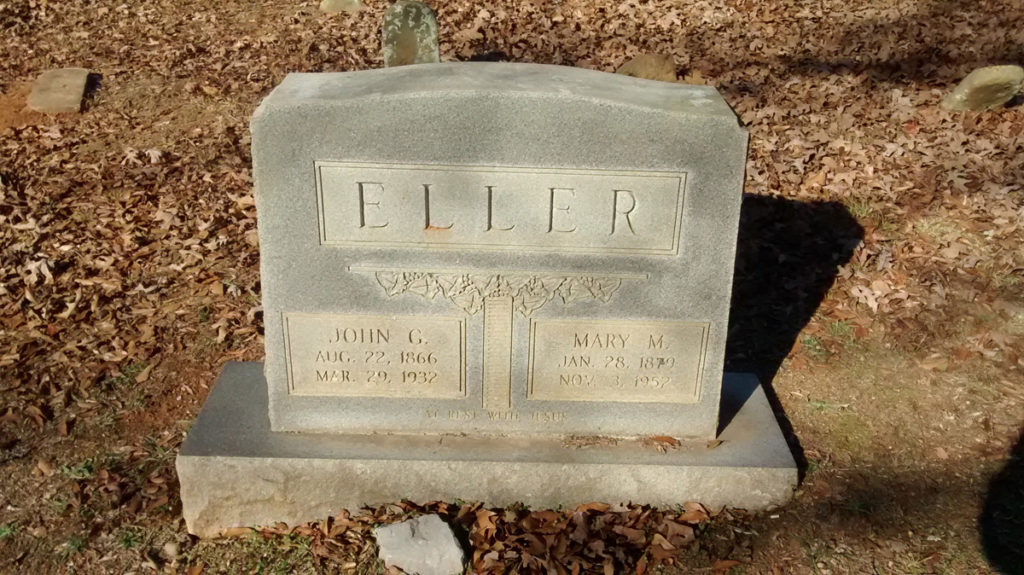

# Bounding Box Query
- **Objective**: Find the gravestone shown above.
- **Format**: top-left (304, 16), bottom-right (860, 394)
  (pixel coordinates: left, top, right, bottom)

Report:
top-left (941, 65), bottom-right (1024, 111)
top-left (320, 0), bottom-right (361, 14)
top-left (176, 62), bottom-right (797, 537)
top-left (27, 68), bottom-right (90, 114)
top-left (381, 0), bottom-right (439, 67)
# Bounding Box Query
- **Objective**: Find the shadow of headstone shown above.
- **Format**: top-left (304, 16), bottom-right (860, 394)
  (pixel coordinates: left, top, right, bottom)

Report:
top-left (83, 72), bottom-right (103, 111)
top-left (981, 433), bottom-right (1024, 575)
top-left (724, 195), bottom-right (864, 472)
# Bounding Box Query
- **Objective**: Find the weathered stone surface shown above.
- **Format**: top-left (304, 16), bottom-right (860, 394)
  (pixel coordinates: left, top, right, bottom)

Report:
top-left (941, 65), bottom-right (1024, 111)
top-left (176, 364), bottom-right (797, 538)
top-left (177, 63), bottom-right (798, 538)
top-left (251, 63), bottom-right (747, 439)
top-left (616, 54), bottom-right (677, 82)
top-left (382, 1), bottom-right (439, 67)
top-left (320, 0), bottom-right (361, 13)
top-left (27, 68), bottom-right (90, 114)
top-left (373, 515), bottom-right (465, 575)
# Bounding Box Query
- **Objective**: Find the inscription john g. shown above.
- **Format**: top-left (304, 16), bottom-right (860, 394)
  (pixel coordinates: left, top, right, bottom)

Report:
top-left (284, 313), bottom-right (466, 398)
top-left (316, 162), bottom-right (685, 255)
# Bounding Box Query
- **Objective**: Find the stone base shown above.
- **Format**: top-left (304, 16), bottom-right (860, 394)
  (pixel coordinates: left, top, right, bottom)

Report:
top-left (177, 363), bottom-right (798, 537)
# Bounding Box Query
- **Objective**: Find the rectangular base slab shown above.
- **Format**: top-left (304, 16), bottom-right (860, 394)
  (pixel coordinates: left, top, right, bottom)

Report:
top-left (177, 363), bottom-right (797, 537)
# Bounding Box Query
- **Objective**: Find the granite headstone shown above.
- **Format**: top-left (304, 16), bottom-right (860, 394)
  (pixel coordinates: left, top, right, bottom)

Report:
top-left (176, 62), bottom-right (797, 537)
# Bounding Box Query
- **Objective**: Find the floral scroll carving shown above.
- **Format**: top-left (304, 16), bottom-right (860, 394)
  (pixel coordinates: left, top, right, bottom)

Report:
top-left (372, 271), bottom-right (624, 316)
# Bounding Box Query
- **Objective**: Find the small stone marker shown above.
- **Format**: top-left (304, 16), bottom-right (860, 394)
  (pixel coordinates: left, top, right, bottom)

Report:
top-left (941, 65), bottom-right (1024, 111)
top-left (320, 0), bottom-right (361, 14)
top-left (616, 54), bottom-right (677, 82)
top-left (373, 515), bottom-right (465, 575)
top-left (382, 0), bottom-right (440, 67)
top-left (27, 68), bottom-right (90, 114)
top-left (176, 63), bottom-right (798, 538)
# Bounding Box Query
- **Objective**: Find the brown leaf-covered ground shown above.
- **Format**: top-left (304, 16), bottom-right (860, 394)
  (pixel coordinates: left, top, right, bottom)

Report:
top-left (1, 0), bottom-right (1022, 573)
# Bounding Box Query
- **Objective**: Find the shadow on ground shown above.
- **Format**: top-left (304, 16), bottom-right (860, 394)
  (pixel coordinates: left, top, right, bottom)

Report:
top-left (981, 432), bottom-right (1024, 575)
top-left (724, 195), bottom-right (864, 473)
top-left (770, 0), bottom-right (1024, 85)
top-left (731, 466), bottom-right (993, 570)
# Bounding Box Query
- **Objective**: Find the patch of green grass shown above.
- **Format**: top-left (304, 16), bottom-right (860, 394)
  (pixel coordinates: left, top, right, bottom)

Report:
top-left (801, 540), bottom-right (831, 575)
top-left (809, 400), bottom-right (850, 412)
top-left (198, 305), bottom-right (211, 323)
top-left (831, 413), bottom-right (872, 454)
top-left (993, 270), bottom-right (1022, 289)
top-left (840, 498), bottom-right (873, 515)
top-left (102, 361), bottom-right (148, 389)
top-left (190, 335), bottom-right (222, 360)
top-left (243, 531), bottom-right (315, 575)
top-left (914, 216), bottom-right (958, 242)
top-left (59, 458), bottom-right (95, 480)
top-left (846, 198), bottom-right (872, 219)
top-left (125, 389), bottom-right (149, 410)
top-left (0, 522), bottom-right (20, 539)
top-left (49, 499), bottom-right (71, 514)
top-left (354, 560), bottom-right (388, 575)
top-left (800, 335), bottom-right (829, 359)
top-left (95, 411), bottom-right (118, 428)
top-left (1007, 311), bottom-right (1024, 336)
top-left (61, 534), bottom-right (88, 559)
top-left (873, 211), bottom-right (898, 233)
top-left (805, 457), bottom-right (832, 475)
top-left (117, 527), bottom-right (143, 549)
top-left (141, 436), bottom-right (174, 466)
top-left (827, 320), bottom-right (855, 342)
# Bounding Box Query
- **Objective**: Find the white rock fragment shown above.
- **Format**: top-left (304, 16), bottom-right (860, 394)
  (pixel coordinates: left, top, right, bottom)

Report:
top-left (161, 540), bottom-right (179, 562)
top-left (373, 514), bottom-right (465, 575)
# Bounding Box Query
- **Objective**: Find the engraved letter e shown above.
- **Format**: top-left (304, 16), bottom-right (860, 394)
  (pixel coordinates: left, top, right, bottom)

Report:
top-left (356, 182), bottom-right (388, 228)
top-left (548, 188), bottom-right (577, 233)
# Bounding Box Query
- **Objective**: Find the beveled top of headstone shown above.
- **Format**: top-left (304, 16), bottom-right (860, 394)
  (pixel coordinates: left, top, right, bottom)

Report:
top-left (257, 63), bottom-right (736, 120)
top-left (252, 63), bottom-right (747, 439)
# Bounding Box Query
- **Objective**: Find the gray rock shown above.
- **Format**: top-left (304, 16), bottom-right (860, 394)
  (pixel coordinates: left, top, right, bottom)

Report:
top-left (373, 514), bottom-right (465, 575)
top-left (941, 65), bottom-right (1024, 111)
top-left (616, 54), bottom-right (677, 82)
top-left (382, 1), bottom-right (439, 67)
top-left (27, 68), bottom-right (90, 114)
top-left (320, 0), bottom-right (361, 14)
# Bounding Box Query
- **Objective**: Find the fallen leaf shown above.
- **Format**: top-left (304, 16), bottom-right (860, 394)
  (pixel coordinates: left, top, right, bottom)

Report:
top-left (219, 526), bottom-right (253, 538)
top-left (713, 559), bottom-right (742, 573)
top-left (36, 459), bottom-right (55, 476)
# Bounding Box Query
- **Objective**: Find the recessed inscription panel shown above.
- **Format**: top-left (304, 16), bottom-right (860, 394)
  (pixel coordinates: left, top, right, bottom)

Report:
top-left (316, 162), bottom-right (686, 255)
top-left (284, 313), bottom-right (465, 398)
top-left (528, 319), bottom-right (709, 404)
